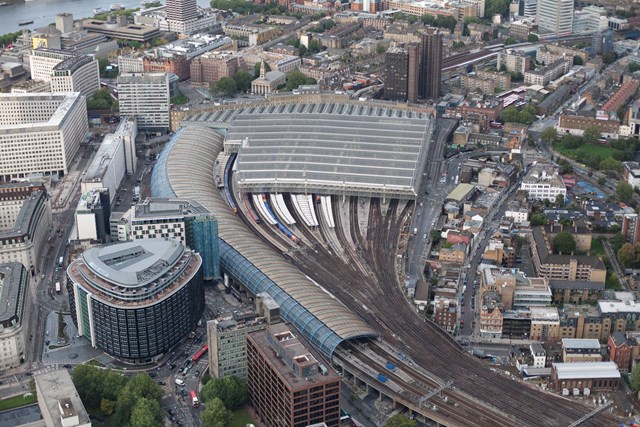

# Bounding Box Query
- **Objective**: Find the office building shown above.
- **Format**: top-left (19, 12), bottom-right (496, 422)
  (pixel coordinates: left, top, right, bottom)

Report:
top-left (73, 188), bottom-right (111, 242)
top-left (34, 369), bottom-right (91, 427)
top-left (592, 30), bottom-right (613, 55)
top-left (190, 52), bottom-right (244, 85)
top-left (0, 263), bottom-right (30, 370)
top-left (130, 198), bottom-right (220, 280)
top-left (207, 310), bottom-right (267, 379)
top-left (67, 239), bottom-right (204, 363)
top-left (0, 93), bottom-right (87, 182)
top-left (247, 323), bottom-right (341, 427)
top-left (0, 183), bottom-right (52, 276)
top-left (519, 0), bottom-right (537, 18)
top-left (536, 0), bottom-right (574, 36)
top-left (29, 48), bottom-right (100, 98)
top-left (419, 28), bottom-right (442, 99)
top-left (350, 0), bottom-right (385, 13)
top-left (81, 118), bottom-right (137, 202)
top-left (117, 73), bottom-right (170, 133)
top-left (166, 0), bottom-right (198, 34)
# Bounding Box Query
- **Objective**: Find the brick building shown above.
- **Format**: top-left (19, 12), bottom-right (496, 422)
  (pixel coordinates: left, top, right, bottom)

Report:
top-left (143, 56), bottom-right (191, 81)
top-left (608, 332), bottom-right (633, 372)
top-left (246, 323), bottom-right (341, 427)
top-left (190, 53), bottom-right (244, 85)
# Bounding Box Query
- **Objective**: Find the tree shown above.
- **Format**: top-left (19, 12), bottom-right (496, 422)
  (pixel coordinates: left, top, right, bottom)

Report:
top-left (540, 127), bottom-right (557, 145)
top-left (527, 34), bottom-right (539, 42)
top-left (583, 126), bottom-right (601, 145)
top-left (505, 37), bottom-right (517, 45)
top-left (201, 398), bottom-right (231, 427)
top-left (599, 157), bottom-right (621, 172)
top-left (484, 0), bottom-right (510, 17)
top-left (130, 398), bottom-right (163, 427)
top-left (308, 39), bottom-right (321, 54)
top-left (598, 177), bottom-right (606, 185)
top-left (554, 193), bottom-right (564, 207)
top-left (298, 45), bottom-right (308, 57)
top-left (199, 376), bottom-right (248, 410)
top-left (618, 243), bottom-right (636, 267)
top-left (530, 213), bottom-right (547, 226)
top-left (72, 365), bottom-right (105, 409)
top-left (573, 55), bottom-right (584, 66)
top-left (385, 414), bottom-right (417, 427)
top-left (114, 374), bottom-right (162, 425)
top-left (100, 398), bottom-right (117, 416)
top-left (376, 44), bottom-right (386, 54)
top-left (501, 106), bottom-right (519, 123)
top-left (430, 229), bottom-right (441, 244)
top-left (212, 77), bottom-right (237, 96)
top-left (630, 62), bottom-right (640, 73)
top-left (233, 70), bottom-right (253, 93)
top-left (552, 231), bottom-right (576, 254)
top-left (602, 51), bottom-right (616, 64)
top-left (631, 364), bottom-right (640, 394)
top-left (285, 69), bottom-right (316, 92)
top-left (616, 181), bottom-right (634, 203)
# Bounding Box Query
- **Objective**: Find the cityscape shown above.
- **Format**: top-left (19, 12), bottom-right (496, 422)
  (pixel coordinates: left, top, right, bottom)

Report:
top-left (1, 0), bottom-right (640, 426)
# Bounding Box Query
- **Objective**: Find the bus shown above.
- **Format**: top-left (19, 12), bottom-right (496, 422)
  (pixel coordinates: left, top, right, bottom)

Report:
top-left (55, 282), bottom-right (61, 293)
top-left (189, 390), bottom-right (199, 408)
top-left (192, 344), bottom-right (208, 362)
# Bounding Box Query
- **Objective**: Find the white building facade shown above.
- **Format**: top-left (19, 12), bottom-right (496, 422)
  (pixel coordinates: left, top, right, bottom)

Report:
top-left (117, 73), bottom-right (170, 133)
top-left (0, 93), bottom-right (87, 181)
top-left (29, 49), bottom-right (99, 98)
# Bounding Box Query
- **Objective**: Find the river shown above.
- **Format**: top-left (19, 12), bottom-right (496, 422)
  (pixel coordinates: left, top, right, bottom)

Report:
top-left (0, 0), bottom-right (212, 34)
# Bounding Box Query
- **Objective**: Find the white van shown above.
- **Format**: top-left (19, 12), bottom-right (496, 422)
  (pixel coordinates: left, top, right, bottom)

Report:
top-left (174, 378), bottom-right (185, 386)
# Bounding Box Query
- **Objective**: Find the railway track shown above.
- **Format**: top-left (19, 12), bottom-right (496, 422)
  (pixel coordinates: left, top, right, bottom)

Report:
top-left (225, 165), bottom-right (613, 425)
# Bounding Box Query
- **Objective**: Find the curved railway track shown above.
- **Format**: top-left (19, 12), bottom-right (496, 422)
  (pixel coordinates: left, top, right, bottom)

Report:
top-left (224, 169), bottom-right (613, 425)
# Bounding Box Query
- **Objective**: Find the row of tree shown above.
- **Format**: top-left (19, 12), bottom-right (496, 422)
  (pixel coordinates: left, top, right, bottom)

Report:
top-left (71, 365), bottom-right (164, 427)
top-left (199, 376), bottom-right (248, 427)
top-left (0, 31), bottom-right (22, 48)
top-left (501, 105), bottom-right (537, 126)
top-left (87, 88), bottom-right (118, 111)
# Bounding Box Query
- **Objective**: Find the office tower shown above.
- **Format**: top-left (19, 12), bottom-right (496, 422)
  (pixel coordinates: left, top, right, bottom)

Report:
top-left (166, 0), bottom-right (198, 33)
top-left (67, 239), bottom-right (204, 363)
top-left (592, 30), bottom-right (613, 55)
top-left (130, 198), bottom-right (220, 280)
top-left (0, 93), bottom-right (87, 182)
top-left (117, 72), bottom-right (170, 133)
top-left (407, 43), bottom-right (420, 103)
top-left (419, 28), bottom-right (442, 100)
top-left (384, 46), bottom-right (409, 102)
top-left (518, 0), bottom-right (537, 18)
top-left (29, 48), bottom-right (100, 98)
top-left (247, 323), bottom-right (341, 427)
top-left (537, 0), bottom-right (574, 36)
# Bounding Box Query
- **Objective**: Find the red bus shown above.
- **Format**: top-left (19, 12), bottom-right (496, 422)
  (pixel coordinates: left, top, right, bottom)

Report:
top-left (189, 390), bottom-right (199, 407)
top-left (192, 344), bottom-right (208, 362)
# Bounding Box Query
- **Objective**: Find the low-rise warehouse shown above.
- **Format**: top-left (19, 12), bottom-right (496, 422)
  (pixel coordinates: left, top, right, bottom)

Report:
top-left (550, 361), bottom-right (620, 393)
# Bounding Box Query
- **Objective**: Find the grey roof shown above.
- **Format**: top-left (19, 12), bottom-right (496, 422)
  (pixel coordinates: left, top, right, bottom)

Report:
top-left (552, 362), bottom-right (620, 380)
top-left (81, 239), bottom-right (184, 286)
top-left (562, 338), bottom-right (601, 350)
top-left (0, 190), bottom-right (47, 243)
top-left (531, 227), bottom-right (605, 269)
top-left (549, 280), bottom-right (605, 291)
top-left (151, 125), bottom-right (376, 349)
top-left (133, 198), bottom-right (211, 220)
top-left (0, 263), bottom-right (27, 328)
top-left (229, 113), bottom-right (430, 199)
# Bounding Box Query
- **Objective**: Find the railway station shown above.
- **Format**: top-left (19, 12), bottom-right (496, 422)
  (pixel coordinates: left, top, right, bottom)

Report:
top-left (152, 98), bottom-right (610, 426)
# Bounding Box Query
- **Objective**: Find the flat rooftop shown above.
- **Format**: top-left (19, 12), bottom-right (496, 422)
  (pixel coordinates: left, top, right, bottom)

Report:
top-left (552, 361), bottom-right (620, 380)
top-left (0, 263), bottom-right (27, 328)
top-left (0, 92), bottom-right (83, 134)
top-left (34, 369), bottom-right (90, 426)
top-left (133, 198), bottom-right (211, 220)
top-left (231, 113), bottom-right (430, 199)
top-left (562, 338), bottom-right (601, 350)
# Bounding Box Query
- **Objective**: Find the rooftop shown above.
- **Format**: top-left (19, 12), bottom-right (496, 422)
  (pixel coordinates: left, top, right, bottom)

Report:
top-left (231, 112), bottom-right (431, 199)
top-left (562, 338), bottom-right (601, 350)
top-left (133, 198), bottom-right (211, 221)
top-left (598, 299), bottom-right (640, 314)
top-left (0, 263), bottom-right (27, 328)
top-left (34, 369), bottom-right (90, 426)
top-left (0, 92), bottom-right (84, 134)
top-left (552, 361), bottom-right (620, 380)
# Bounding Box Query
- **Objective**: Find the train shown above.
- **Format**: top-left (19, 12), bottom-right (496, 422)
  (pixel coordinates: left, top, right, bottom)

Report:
top-left (243, 194), bottom-right (261, 224)
top-left (224, 153), bottom-right (238, 213)
top-left (262, 194), bottom-right (299, 243)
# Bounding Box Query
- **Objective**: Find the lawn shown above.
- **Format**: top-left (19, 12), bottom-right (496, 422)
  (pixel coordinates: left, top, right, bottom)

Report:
top-left (554, 143), bottom-right (620, 161)
top-left (229, 408), bottom-right (256, 427)
top-left (0, 394), bottom-right (37, 411)
top-left (590, 238), bottom-right (605, 256)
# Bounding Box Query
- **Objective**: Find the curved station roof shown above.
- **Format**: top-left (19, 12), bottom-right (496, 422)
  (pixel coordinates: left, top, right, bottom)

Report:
top-left (152, 126), bottom-right (377, 357)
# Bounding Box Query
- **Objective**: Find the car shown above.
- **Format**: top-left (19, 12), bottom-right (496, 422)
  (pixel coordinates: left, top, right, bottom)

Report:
top-left (180, 389), bottom-right (188, 397)
top-left (63, 364), bottom-right (72, 369)
top-left (170, 416), bottom-right (176, 422)
top-left (168, 409), bottom-right (175, 416)
top-left (174, 378), bottom-right (185, 386)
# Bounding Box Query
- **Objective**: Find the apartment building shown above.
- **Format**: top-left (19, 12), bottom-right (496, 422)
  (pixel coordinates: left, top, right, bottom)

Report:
top-left (520, 163), bottom-right (566, 201)
top-left (190, 52), bottom-right (244, 85)
top-left (0, 92), bottom-right (87, 181)
top-left (524, 59), bottom-right (571, 86)
top-left (497, 50), bottom-right (531, 74)
top-left (561, 338), bottom-right (602, 363)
